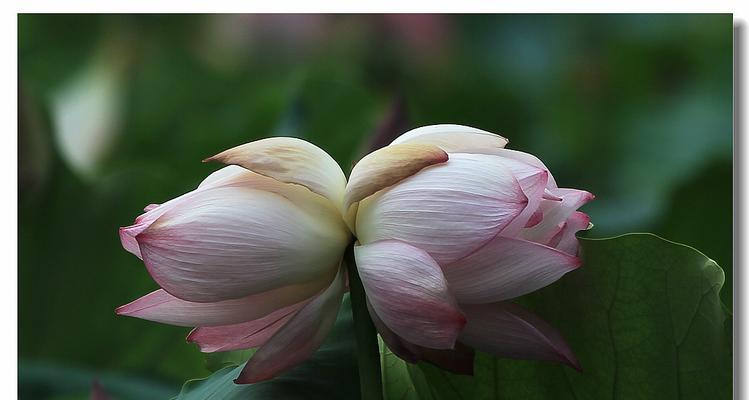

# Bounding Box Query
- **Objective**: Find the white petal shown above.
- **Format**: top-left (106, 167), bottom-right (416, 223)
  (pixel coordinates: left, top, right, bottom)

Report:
top-left (138, 185), bottom-right (348, 302)
top-left (197, 164), bottom-right (249, 189)
top-left (391, 124), bottom-right (508, 153)
top-left (392, 125), bottom-right (558, 188)
top-left (357, 153), bottom-right (527, 264)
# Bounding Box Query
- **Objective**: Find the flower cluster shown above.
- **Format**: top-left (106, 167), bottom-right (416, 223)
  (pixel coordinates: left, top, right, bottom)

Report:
top-left (118, 125), bottom-right (593, 383)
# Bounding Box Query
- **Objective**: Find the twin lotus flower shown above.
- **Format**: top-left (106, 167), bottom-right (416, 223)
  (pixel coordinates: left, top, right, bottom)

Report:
top-left (117, 124), bottom-right (594, 383)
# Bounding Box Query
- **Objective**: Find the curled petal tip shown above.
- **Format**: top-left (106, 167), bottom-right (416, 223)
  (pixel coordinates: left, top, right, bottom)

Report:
top-left (543, 188), bottom-right (563, 201)
top-left (202, 153), bottom-right (223, 163)
top-left (556, 346), bottom-right (582, 371)
top-left (114, 303), bottom-right (132, 316)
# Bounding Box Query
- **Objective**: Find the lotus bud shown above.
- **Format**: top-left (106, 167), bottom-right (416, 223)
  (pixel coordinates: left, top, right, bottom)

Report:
top-left (117, 137), bottom-right (350, 383)
top-left (345, 124), bottom-right (594, 373)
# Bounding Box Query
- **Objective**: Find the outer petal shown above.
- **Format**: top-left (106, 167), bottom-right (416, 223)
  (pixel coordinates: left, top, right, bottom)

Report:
top-left (116, 276), bottom-right (329, 327)
top-left (235, 266), bottom-right (345, 383)
top-left (343, 143), bottom-right (448, 231)
top-left (369, 301), bottom-right (474, 375)
top-left (367, 299), bottom-right (421, 362)
top-left (120, 192), bottom-right (200, 259)
top-left (520, 188), bottom-right (595, 244)
top-left (355, 240), bottom-right (466, 350)
top-left (548, 211), bottom-right (592, 256)
top-left (187, 300), bottom-right (308, 352)
top-left (357, 153), bottom-right (527, 264)
top-left (138, 186), bottom-right (347, 302)
top-left (198, 166), bottom-right (346, 221)
top-left (443, 236), bottom-right (580, 304)
top-left (459, 302), bottom-right (580, 370)
top-left (391, 124), bottom-right (508, 153)
top-left (119, 166), bottom-right (302, 259)
top-left (203, 137), bottom-right (347, 211)
top-left (391, 126), bottom-right (558, 189)
top-left (197, 164), bottom-right (251, 189)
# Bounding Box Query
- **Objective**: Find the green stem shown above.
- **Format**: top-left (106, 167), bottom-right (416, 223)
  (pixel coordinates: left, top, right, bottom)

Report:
top-left (345, 244), bottom-right (384, 400)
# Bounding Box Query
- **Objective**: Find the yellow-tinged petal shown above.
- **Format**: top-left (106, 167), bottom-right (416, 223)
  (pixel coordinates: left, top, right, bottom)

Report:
top-left (391, 124), bottom-right (508, 153)
top-left (204, 137), bottom-right (347, 211)
top-left (343, 143), bottom-right (448, 227)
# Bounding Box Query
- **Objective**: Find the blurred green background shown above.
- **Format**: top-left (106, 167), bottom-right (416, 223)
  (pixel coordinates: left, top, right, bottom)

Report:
top-left (18, 14), bottom-right (732, 399)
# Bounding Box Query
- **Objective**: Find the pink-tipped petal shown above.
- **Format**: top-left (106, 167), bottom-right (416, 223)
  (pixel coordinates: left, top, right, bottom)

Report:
top-left (548, 211), bottom-right (592, 256)
top-left (115, 275), bottom-right (330, 327)
top-left (119, 224), bottom-right (148, 258)
top-left (444, 236), bottom-right (581, 304)
top-left (120, 165), bottom-right (347, 269)
top-left (367, 299), bottom-right (421, 362)
top-left (500, 169), bottom-right (548, 236)
top-left (355, 240), bottom-right (466, 350)
top-left (118, 168), bottom-right (236, 259)
top-left (235, 266), bottom-right (346, 384)
top-left (137, 185), bottom-right (347, 302)
top-left (120, 197), bottom-right (187, 259)
top-left (521, 188), bottom-right (594, 244)
top-left (459, 302), bottom-right (580, 370)
top-left (369, 301), bottom-right (474, 374)
top-left (187, 300), bottom-right (308, 352)
top-left (356, 153), bottom-right (527, 264)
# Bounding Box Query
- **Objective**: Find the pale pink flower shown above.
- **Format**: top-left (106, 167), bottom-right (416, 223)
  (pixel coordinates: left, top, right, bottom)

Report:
top-left (117, 137), bottom-right (351, 383)
top-left (345, 124), bottom-right (594, 373)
